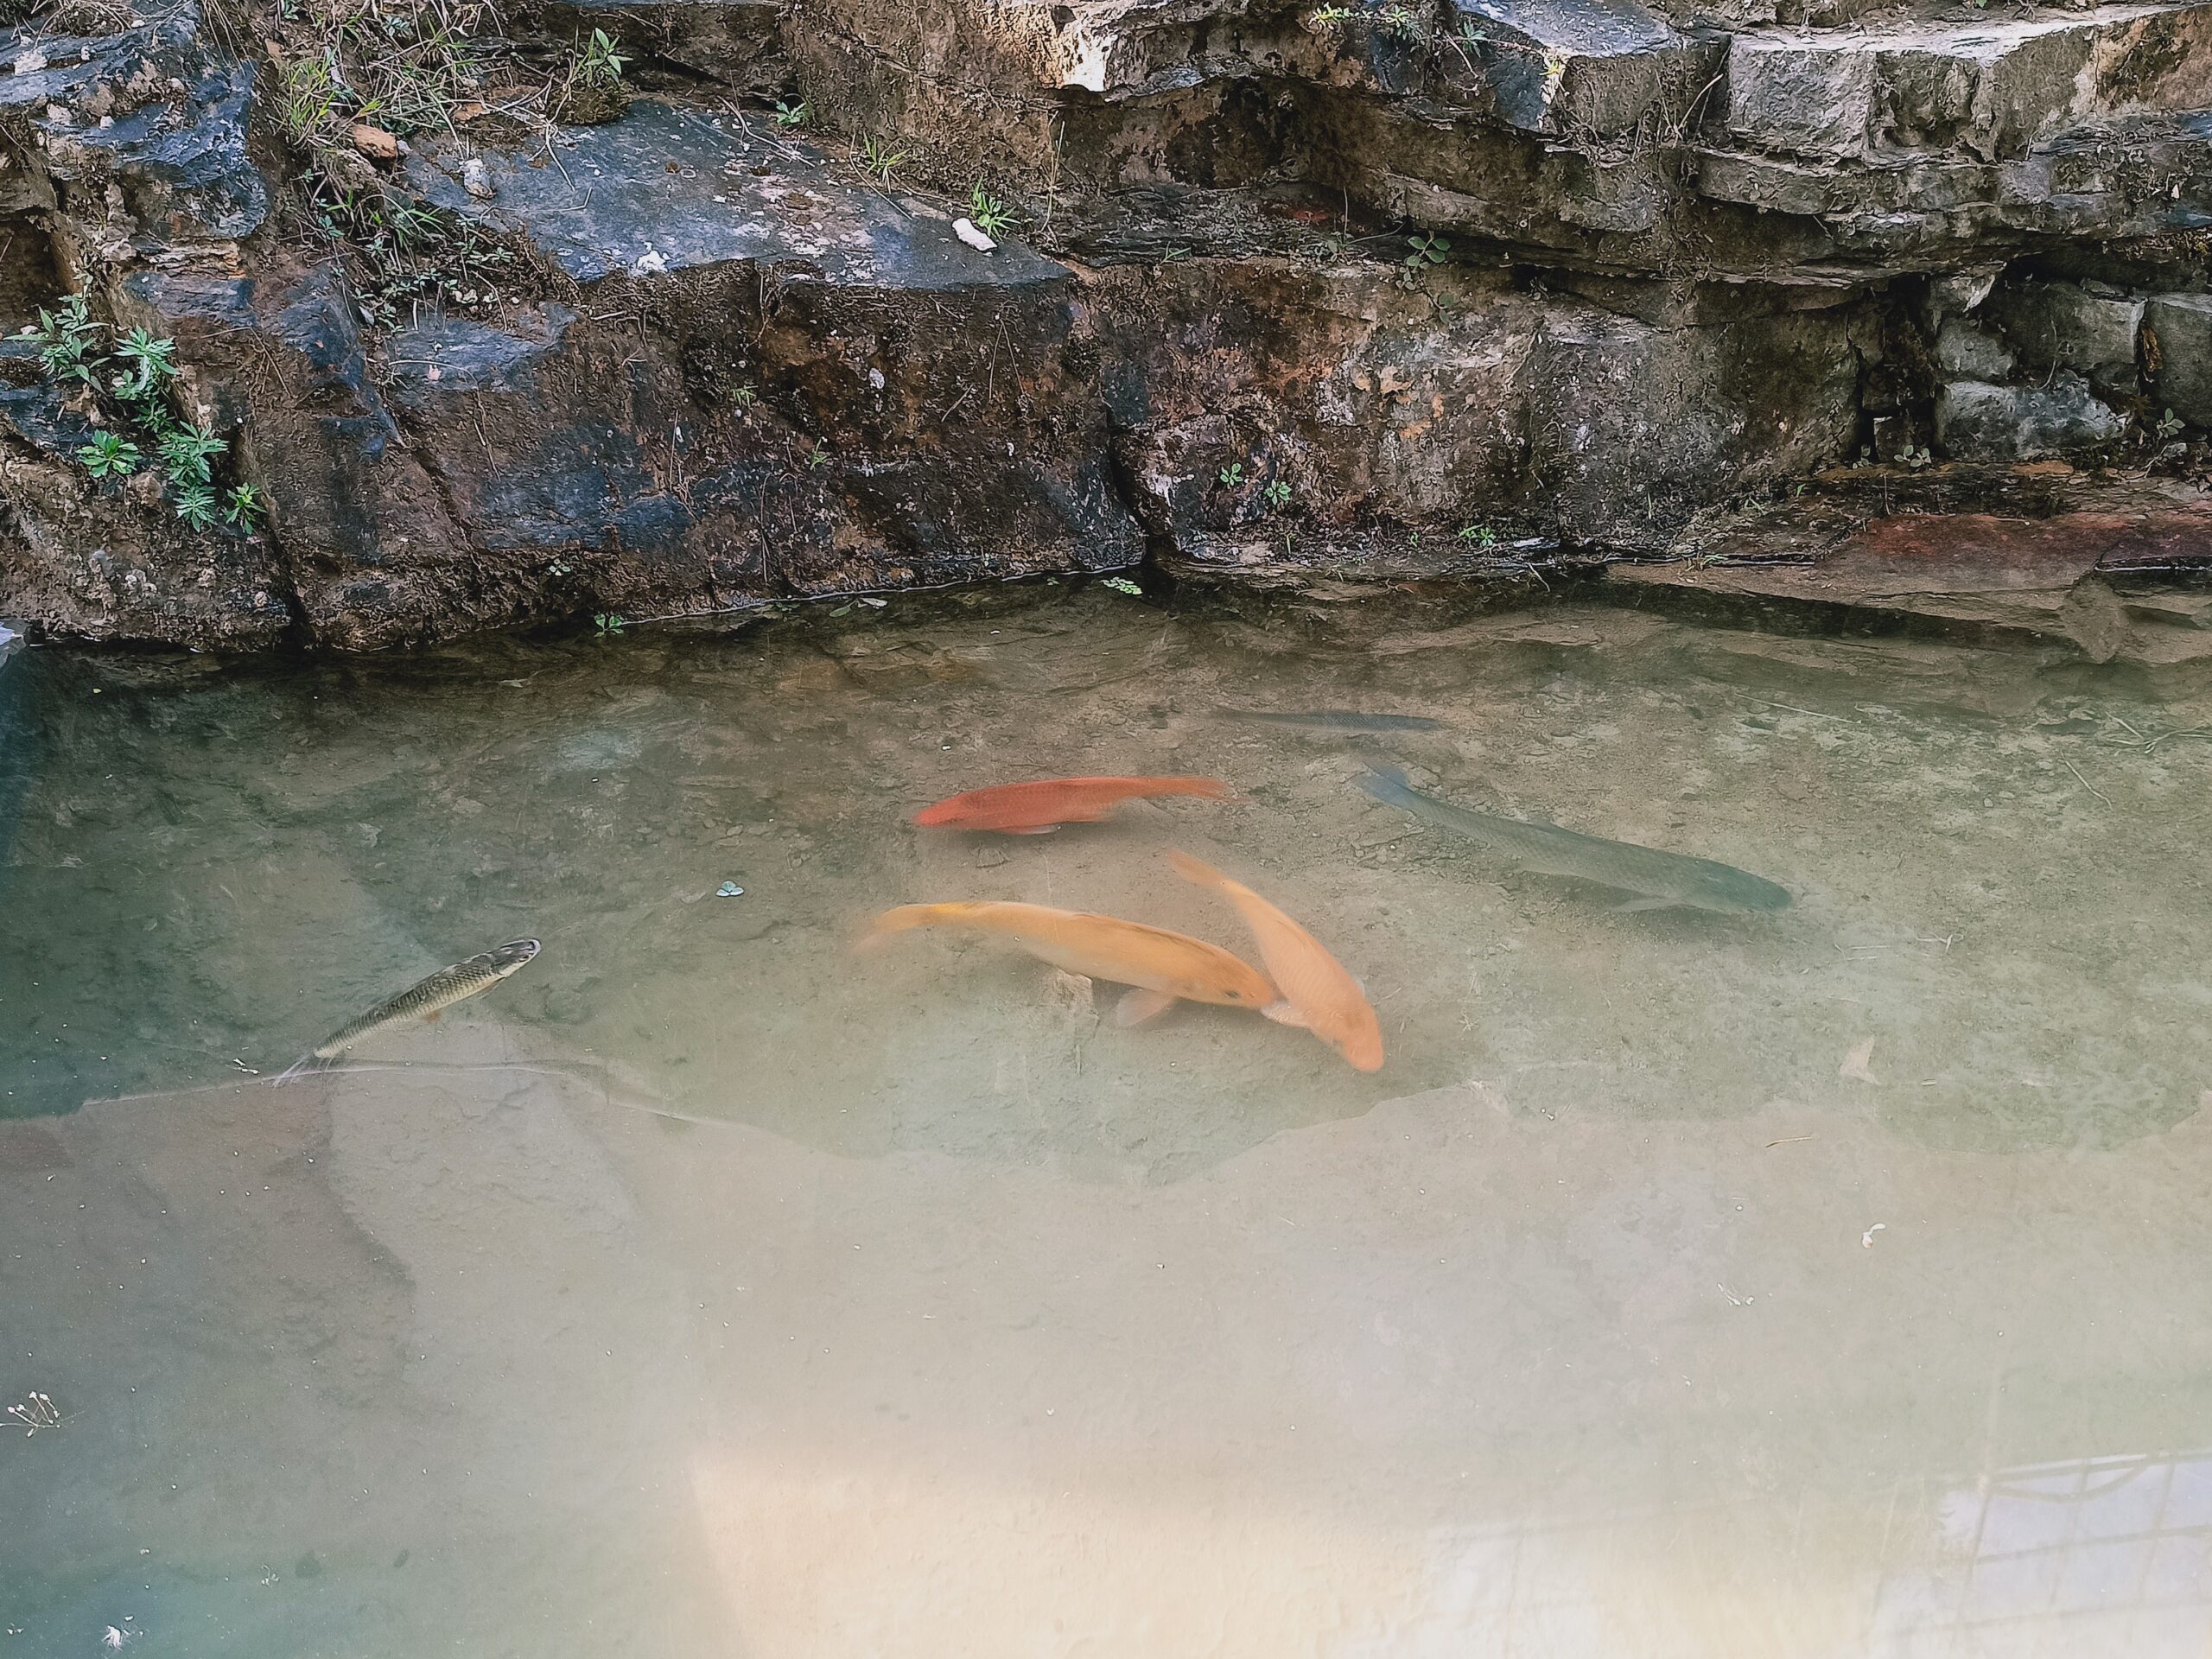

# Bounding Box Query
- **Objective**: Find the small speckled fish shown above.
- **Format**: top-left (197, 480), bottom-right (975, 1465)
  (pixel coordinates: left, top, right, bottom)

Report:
top-left (1357, 759), bottom-right (1791, 915)
top-left (1217, 708), bottom-right (1442, 733)
top-left (278, 940), bottom-right (541, 1078)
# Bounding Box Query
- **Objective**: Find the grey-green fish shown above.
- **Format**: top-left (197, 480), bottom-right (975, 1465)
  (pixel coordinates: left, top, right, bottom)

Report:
top-left (278, 939), bottom-right (542, 1078)
top-left (1218, 708), bottom-right (1443, 733)
top-left (1357, 760), bottom-right (1790, 914)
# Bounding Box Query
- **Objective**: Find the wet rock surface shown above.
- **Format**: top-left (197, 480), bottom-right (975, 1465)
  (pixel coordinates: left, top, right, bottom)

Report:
top-left (3, 0), bottom-right (2212, 646)
top-left (1609, 473), bottom-right (2212, 662)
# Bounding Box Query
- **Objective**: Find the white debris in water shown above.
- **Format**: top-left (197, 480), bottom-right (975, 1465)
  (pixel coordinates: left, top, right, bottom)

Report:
top-left (1862, 1224), bottom-right (1887, 1249)
top-left (12, 47), bottom-right (48, 73)
top-left (715, 881), bottom-right (745, 898)
top-left (952, 217), bottom-right (996, 253)
top-left (632, 246), bottom-right (669, 276)
top-left (1839, 1039), bottom-right (1880, 1084)
top-left (461, 156), bottom-right (494, 200)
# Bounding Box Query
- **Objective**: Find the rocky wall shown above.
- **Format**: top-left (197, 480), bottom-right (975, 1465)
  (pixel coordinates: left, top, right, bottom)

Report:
top-left (3, 0), bottom-right (2211, 646)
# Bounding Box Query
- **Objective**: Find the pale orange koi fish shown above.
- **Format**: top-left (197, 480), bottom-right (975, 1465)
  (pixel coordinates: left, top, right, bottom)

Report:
top-left (1169, 851), bottom-right (1384, 1071)
top-left (865, 900), bottom-right (1276, 1027)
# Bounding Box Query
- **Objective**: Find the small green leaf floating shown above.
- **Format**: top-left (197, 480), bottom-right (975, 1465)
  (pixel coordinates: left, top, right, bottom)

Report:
top-left (716, 881), bottom-right (745, 898)
top-left (1099, 576), bottom-right (1143, 595)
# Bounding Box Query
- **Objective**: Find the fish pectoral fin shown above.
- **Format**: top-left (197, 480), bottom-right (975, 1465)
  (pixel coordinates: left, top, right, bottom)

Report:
top-left (1611, 898), bottom-right (1677, 913)
top-left (1114, 988), bottom-right (1179, 1028)
top-left (422, 1008), bottom-right (443, 1023)
top-left (1261, 999), bottom-right (1308, 1028)
top-left (1002, 824), bottom-right (1062, 836)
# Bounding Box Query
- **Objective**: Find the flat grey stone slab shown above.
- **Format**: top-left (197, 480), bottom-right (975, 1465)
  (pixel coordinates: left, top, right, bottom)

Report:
top-left (412, 101), bottom-right (1069, 290)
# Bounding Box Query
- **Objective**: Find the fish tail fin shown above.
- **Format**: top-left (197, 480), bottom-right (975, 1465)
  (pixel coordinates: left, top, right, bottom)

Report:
top-left (1166, 849), bottom-right (1230, 891)
top-left (858, 903), bottom-right (951, 952)
top-left (272, 1052), bottom-right (329, 1084)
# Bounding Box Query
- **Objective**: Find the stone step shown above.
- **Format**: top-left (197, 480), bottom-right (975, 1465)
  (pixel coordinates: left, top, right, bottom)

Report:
top-left (1688, 110), bottom-right (2212, 271)
top-left (410, 99), bottom-right (1071, 291)
top-left (1451, 0), bottom-right (1718, 137)
top-left (1722, 0), bottom-right (2212, 162)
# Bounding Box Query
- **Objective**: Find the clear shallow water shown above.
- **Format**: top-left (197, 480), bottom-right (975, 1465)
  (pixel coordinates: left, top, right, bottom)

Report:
top-left (3, 588), bottom-right (2210, 1656)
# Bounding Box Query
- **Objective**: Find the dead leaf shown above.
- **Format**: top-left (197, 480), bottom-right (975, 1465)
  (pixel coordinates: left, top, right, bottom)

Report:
top-left (1840, 1038), bottom-right (1881, 1085)
top-left (349, 122), bottom-right (403, 161)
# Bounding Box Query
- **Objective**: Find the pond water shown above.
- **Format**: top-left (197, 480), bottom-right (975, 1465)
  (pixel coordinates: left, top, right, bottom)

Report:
top-left (3, 585), bottom-right (2210, 1656)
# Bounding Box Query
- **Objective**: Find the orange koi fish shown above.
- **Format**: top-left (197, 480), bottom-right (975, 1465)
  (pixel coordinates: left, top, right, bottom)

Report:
top-left (865, 900), bottom-right (1277, 1027)
top-left (1169, 851), bottom-right (1384, 1071)
top-left (912, 776), bottom-right (1230, 835)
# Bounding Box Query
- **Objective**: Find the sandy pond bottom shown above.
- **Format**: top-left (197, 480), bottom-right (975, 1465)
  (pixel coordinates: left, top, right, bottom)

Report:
top-left (3, 588), bottom-right (2210, 1656)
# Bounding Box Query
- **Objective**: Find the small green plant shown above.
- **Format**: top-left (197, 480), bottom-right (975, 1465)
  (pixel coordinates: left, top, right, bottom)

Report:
top-left (1099, 575), bottom-right (1143, 595)
top-left (1399, 231), bottom-right (1451, 289)
top-left (728, 383), bottom-right (760, 413)
top-left (578, 26), bottom-right (625, 87)
top-left (804, 442), bottom-right (831, 470)
top-left (28, 294), bottom-right (101, 386)
top-left (594, 611), bottom-right (626, 634)
top-left (25, 296), bottom-right (263, 528)
top-left (77, 430), bottom-right (141, 479)
top-left (1217, 461), bottom-right (1246, 488)
top-left (858, 136), bottom-right (906, 185)
top-left (172, 482), bottom-right (220, 532)
top-left (969, 182), bottom-right (1014, 238)
top-left (156, 423), bottom-right (228, 489)
top-left (1306, 2), bottom-right (1427, 41)
top-left (1375, 3), bottom-right (1429, 41)
top-left (1457, 522), bottom-right (1498, 548)
top-left (773, 97), bottom-right (810, 129)
top-left (111, 328), bottom-right (177, 399)
top-left (1262, 479), bottom-right (1294, 512)
top-left (2158, 407), bottom-right (2186, 442)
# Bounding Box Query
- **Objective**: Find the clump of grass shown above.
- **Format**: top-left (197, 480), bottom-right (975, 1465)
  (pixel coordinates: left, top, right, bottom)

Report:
top-left (274, 0), bottom-right (506, 153)
top-left (307, 176), bottom-right (518, 326)
top-left (858, 135), bottom-right (906, 185)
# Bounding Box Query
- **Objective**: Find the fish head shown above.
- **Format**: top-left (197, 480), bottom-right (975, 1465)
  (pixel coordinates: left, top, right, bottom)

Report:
top-left (489, 939), bottom-right (543, 974)
top-left (1330, 1020), bottom-right (1387, 1072)
top-left (1682, 866), bottom-right (1794, 914)
top-left (1207, 976), bottom-right (1274, 1009)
